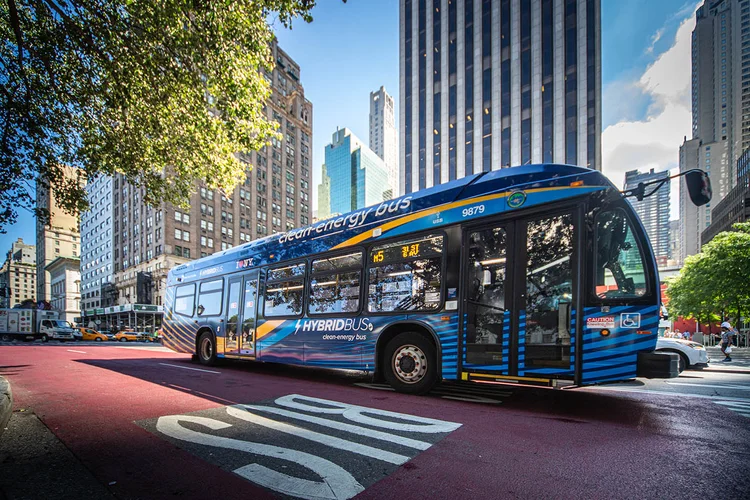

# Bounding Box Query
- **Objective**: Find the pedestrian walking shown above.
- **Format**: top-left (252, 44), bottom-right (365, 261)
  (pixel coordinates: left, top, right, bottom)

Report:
top-left (720, 322), bottom-right (734, 362)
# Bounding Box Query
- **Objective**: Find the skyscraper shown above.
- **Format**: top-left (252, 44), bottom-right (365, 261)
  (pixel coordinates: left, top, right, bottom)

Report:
top-left (369, 86), bottom-right (399, 197)
top-left (317, 163), bottom-right (331, 219)
top-left (35, 166), bottom-right (82, 302)
top-left (399, 0), bottom-right (602, 194)
top-left (324, 128), bottom-right (390, 215)
top-left (680, 0), bottom-right (750, 261)
top-left (624, 169), bottom-right (670, 264)
top-left (80, 174), bottom-right (115, 311)
top-left (110, 41), bottom-right (313, 306)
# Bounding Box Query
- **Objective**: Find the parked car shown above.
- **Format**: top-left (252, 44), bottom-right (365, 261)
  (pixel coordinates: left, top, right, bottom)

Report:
top-left (79, 328), bottom-right (108, 342)
top-left (98, 329), bottom-right (116, 341)
top-left (135, 331), bottom-right (156, 342)
top-left (656, 338), bottom-right (710, 373)
top-left (114, 331), bottom-right (140, 342)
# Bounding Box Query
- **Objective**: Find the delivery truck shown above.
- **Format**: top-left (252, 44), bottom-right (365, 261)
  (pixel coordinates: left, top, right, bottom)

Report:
top-left (0, 309), bottom-right (76, 342)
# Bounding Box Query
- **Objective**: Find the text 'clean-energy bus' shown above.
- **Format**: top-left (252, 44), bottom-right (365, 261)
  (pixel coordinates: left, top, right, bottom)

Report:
top-left (162, 163), bottom-right (711, 393)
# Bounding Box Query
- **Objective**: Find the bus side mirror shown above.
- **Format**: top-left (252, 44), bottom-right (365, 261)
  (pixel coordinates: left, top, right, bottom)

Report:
top-left (685, 170), bottom-right (712, 206)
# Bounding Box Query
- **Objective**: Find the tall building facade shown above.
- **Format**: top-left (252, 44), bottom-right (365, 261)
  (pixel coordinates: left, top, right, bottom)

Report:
top-left (79, 174), bottom-right (115, 311)
top-left (324, 128), bottom-right (390, 216)
top-left (624, 169), bottom-right (670, 263)
top-left (668, 219), bottom-right (681, 266)
top-left (46, 256), bottom-right (80, 323)
top-left (36, 166), bottom-right (82, 302)
top-left (2, 238), bottom-right (36, 308)
top-left (369, 86), bottom-right (399, 197)
top-left (112, 42), bottom-right (312, 306)
top-left (399, 0), bottom-right (602, 194)
top-left (317, 163), bottom-right (331, 219)
top-left (701, 148), bottom-right (750, 245)
top-left (680, 0), bottom-right (750, 261)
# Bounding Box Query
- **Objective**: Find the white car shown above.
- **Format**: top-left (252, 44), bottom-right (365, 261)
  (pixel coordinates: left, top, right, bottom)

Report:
top-left (656, 338), bottom-right (710, 373)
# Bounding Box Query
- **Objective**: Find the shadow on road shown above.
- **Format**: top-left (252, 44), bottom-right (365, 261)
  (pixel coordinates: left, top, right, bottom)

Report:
top-left (72, 355), bottom-right (687, 432)
top-left (0, 364), bottom-right (31, 376)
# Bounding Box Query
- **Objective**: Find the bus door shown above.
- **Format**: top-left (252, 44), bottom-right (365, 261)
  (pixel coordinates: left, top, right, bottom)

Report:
top-left (224, 271), bottom-right (259, 357)
top-left (461, 211), bottom-right (578, 380)
top-left (462, 223), bottom-right (513, 374)
top-left (515, 212), bottom-right (577, 379)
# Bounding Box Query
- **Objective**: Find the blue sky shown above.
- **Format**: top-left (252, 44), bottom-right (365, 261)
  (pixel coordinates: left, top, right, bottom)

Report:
top-left (0, 0), bottom-right (697, 250)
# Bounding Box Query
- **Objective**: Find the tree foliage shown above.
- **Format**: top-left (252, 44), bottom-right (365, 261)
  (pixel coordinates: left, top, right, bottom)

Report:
top-left (0, 0), bottom-right (319, 232)
top-left (667, 222), bottom-right (750, 328)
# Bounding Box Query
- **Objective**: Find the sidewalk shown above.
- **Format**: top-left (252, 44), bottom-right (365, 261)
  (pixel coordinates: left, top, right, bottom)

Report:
top-left (703, 346), bottom-right (750, 373)
top-left (0, 409), bottom-right (114, 499)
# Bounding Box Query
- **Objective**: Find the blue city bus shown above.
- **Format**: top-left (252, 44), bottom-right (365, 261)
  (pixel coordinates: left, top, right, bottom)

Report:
top-left (162, 164), bottom-right (709, 393)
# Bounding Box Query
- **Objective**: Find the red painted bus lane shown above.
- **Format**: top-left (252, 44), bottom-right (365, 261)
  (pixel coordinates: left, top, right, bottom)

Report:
top-left (1, 344), bottom-right (748, 500)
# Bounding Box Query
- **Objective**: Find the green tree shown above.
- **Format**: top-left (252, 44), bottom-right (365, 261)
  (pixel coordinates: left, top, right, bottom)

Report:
top-left (667, 222), bottom-right (750, 330)
top-left (0, 0), bottom-right (318, 232)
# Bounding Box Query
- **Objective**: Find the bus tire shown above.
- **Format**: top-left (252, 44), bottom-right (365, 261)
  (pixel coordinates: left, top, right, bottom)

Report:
top-left (197, 331), bottom-right (217, 366)
top-left (383, 332), bottom-right (438, 395)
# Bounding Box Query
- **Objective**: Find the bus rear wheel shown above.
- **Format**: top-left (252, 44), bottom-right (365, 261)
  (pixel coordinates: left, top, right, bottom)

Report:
top-left (197, 331), bottom-right (217, 366)
top-left (384, 333), bottom-right (437, 395)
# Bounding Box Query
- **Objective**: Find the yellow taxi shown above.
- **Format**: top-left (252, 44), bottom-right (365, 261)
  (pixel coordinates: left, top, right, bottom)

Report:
top-left (80, 328), bottom-right (109, 342)
top-left (114, 330), bottom-right (141, 342)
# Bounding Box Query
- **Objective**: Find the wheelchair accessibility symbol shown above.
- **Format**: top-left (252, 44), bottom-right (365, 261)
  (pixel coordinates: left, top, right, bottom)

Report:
top-left (620, 313), bottom-right (641, 329)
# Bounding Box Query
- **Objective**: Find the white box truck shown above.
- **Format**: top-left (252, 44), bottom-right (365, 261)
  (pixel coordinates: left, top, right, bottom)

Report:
top-left (0, 309), bottom-right (76, 342)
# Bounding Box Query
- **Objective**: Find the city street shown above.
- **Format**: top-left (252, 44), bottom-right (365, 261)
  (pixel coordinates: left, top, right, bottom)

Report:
top-left (1, 342), bottom-right (749, 499)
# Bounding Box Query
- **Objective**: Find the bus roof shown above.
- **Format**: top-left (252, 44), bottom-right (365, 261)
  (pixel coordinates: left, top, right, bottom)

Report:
top-left (168, 163), bottom-right (613, 285)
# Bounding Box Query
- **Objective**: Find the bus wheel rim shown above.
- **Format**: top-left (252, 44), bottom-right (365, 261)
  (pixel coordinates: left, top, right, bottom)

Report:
top-left (201, 337), bottom-right (213, 360)
top-left (392, 345), bottom-right (427, 384)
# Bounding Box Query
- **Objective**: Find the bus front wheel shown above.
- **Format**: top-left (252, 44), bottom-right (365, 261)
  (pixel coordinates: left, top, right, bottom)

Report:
top-left (197, 331), bottom-right (217, 366)
top-left (384, 333), bottom-right (438, 395)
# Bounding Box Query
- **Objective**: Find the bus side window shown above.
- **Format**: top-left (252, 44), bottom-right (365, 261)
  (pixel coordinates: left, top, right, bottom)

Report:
top-left (264, 262), bottom-right (306, 317)
top-left (174, 284), bottom-right (196, 317)
top-left (309, 252), bottom-right (363, 315)
top-left (197, 280), bottom-right (224, 316)
top-left (367, 234), bottom-right (444, 313)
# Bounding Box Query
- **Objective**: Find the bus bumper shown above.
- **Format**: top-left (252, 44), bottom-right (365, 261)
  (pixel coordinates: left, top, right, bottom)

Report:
top-left (636, 351), bottom-right (679, 379)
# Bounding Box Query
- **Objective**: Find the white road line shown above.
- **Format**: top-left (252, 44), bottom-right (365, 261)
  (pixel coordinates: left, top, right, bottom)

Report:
top-left (665, 381), bottom-right (750, 390)
top-left (587, 386), bottom-right (750, 403)
top-left (714, 401), bottom-right (750, 408)
top-left (440, 395), bottom-right (502, 404)
top-left (227, 406), bottom-right (411, 465)
top-left (240, 404), bottom-right (433, 450)
top-left (159, 363), bottom-right (221, 374)
top-left (67, 349), bottom-right (87, 354)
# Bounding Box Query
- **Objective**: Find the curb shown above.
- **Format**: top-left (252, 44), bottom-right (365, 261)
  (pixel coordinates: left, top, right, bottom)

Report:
top-left (701, 367), bottom-right (750, 375)
top-left (0, 375), bottom-right (11, 439)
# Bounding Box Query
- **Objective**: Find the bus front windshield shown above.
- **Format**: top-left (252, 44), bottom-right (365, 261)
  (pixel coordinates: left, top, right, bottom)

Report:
top-left (594, 208), bottom-right (650, 300)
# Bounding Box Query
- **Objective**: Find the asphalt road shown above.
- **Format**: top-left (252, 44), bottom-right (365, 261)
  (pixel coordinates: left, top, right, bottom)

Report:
top-left (1, 342), bottom-right (749, 500)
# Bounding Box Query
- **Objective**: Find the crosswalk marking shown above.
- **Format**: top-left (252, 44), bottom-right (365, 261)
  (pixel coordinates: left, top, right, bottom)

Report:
top-left (714, 400), bottom-right (750, 418)
top-left (665, 381), bottom-right (750, 390)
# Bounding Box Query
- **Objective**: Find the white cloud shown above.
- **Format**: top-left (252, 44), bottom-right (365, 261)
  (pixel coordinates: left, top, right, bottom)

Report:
top-left (645, 27), bottom-right (665, 55)
top-left (602, 5), bottom-right (699, 220)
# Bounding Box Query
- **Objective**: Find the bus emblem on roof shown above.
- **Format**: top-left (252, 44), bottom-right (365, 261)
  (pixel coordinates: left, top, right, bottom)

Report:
top-left (507, 191), bottom-right (526, 209)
